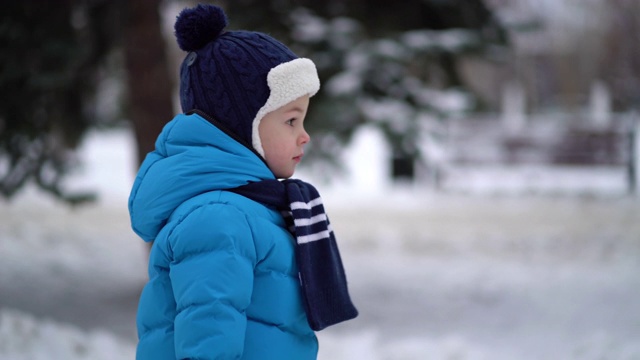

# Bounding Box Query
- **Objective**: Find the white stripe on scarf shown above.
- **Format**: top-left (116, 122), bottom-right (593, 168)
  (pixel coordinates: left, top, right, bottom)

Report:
top-left (294, 213), bottom-right (327, 226)
top-left (297, 229), bottom-right (332, 244)
top-left (290, 197), bottom-right (323, 210)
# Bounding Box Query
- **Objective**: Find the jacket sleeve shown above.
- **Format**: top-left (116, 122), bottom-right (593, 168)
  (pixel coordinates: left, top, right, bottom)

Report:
top-left (169, 203), bottom-right (257, 359)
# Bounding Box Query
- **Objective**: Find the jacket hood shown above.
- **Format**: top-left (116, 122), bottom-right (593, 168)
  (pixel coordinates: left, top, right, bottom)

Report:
top-left (128, 113), bottom-right (275, 242)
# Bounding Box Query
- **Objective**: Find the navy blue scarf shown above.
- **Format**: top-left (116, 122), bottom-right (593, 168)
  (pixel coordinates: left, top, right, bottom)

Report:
top-left (229, 179), bottom-right (358, 331)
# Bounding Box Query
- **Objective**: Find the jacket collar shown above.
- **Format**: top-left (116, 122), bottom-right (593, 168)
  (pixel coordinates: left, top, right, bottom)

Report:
top-left (128, 112), bottom-right (274, 242)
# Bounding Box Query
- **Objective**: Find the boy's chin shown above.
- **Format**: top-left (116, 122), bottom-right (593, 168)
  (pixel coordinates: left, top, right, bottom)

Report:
top-left (274, 170), bottom-right (294, 179)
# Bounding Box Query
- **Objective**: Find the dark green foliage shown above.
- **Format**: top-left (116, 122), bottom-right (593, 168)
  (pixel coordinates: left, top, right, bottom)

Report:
top-left (0, 1), bottom-right (122, 203)
top-left (0, 0), bottom-right (507, 202)
top-left (221, 0), bottom-right (508, 170)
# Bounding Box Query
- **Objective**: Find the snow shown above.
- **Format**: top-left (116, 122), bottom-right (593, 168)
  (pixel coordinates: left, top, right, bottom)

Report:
top-left (487, 0), bottom-right (612, 55)
top-left (0, 309), bottom-right (135, 360)
top-left (1, 128), bottom-right (640, 359)
top-left (401, 29), bottom-right (479, 52)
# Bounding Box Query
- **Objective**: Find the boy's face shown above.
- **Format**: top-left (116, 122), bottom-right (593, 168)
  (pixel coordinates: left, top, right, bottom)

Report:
top-left (258, 95), bottom-right (311, 179)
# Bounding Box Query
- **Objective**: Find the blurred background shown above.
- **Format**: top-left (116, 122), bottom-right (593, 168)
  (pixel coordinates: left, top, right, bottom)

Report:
top-left (0, 0), bottom-right (639, 359)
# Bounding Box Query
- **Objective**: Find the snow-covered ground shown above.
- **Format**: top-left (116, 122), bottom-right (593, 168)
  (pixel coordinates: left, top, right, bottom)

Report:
top-left (1, 128), bottom-right (639, 359)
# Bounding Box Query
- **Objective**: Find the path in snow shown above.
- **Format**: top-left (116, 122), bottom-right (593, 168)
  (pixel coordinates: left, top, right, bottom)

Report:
top-left (320, 193), bottom-right (640, 359)
top-left (2, 191), bottom-right (639, 359)
top-left (0, 199), bottom-right (147, 343)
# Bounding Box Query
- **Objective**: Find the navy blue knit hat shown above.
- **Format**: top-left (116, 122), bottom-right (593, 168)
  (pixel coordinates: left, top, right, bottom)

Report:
top-left (175, 4), bottom-right (320, 156)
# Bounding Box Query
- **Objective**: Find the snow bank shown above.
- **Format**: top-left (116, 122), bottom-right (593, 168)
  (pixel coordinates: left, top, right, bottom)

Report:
top-left (0, 309), bottom-right (135, 360)
top-left (2, 306), bottom-right (638, 360)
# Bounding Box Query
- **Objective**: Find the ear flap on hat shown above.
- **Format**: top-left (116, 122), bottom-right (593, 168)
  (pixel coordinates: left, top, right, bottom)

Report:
top-left (252, 58), bottom-right (320, 156)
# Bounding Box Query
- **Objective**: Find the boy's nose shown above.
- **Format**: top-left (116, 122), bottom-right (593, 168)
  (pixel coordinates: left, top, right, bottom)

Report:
top-left (299, 129), bottom-right (310, 145)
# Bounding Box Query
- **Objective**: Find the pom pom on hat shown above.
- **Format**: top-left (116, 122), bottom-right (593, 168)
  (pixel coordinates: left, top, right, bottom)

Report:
top-left (174, 4), bottom-right (227, 52)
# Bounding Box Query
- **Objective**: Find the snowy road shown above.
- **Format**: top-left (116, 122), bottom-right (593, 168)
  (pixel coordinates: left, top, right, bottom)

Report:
top-left (2, 191), bottom-right (639, 359)
top-left (0, 201), bottom-right (147, 343)
top-left (317, 194), bottom-right (640, 359)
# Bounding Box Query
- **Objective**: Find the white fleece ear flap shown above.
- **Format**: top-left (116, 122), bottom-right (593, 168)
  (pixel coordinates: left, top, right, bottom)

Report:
top-left (252, 58), bottom-right (320, 157)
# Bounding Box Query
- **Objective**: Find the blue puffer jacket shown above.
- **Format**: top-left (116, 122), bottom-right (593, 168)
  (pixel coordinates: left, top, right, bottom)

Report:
top-left (128, 113), bottom-right (318, 359)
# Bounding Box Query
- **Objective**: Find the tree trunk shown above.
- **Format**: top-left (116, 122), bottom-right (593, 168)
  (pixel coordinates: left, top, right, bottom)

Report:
top-left (123, 0), bottom-right (174, 165)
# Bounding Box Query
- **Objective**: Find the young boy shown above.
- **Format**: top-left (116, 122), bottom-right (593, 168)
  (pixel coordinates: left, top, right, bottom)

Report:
top-left (128, 4), bottom-right (357, 359)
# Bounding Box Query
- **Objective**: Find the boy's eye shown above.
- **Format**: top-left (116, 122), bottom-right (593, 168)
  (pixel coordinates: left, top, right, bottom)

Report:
top-left (286, 119), bottom-right (295, 126)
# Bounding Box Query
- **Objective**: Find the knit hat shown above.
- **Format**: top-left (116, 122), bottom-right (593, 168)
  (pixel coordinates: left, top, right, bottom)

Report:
top-left (174, 4), bottom-right (320, 157)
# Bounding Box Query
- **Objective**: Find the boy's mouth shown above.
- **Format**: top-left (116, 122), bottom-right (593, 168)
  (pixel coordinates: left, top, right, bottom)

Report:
top-left (293, 153), bottom-right (303, 162)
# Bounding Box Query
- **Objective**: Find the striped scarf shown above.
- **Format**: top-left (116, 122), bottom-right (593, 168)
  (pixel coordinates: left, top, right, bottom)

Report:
top-left (229, 179), bottom-right (358, 331)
